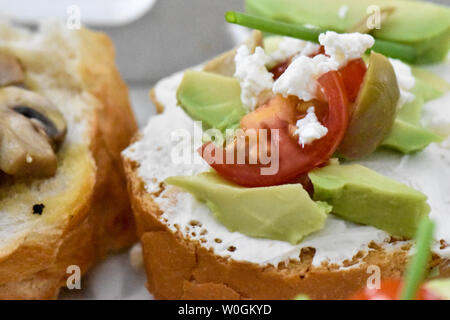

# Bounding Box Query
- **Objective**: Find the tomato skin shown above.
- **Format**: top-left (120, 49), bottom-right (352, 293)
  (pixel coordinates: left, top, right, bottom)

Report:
top-left (199, 71), bottom-right (349, 187)
top-left (339, 58), bottom-right (367, 103)
top-left (349, 279), bottom-right (443, 300)
top-left (270, 59), bottom-right (291, 80)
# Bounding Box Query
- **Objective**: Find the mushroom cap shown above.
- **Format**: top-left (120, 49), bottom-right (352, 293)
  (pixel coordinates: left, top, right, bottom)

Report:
top-left (0, 87), bottom-right (67, 178)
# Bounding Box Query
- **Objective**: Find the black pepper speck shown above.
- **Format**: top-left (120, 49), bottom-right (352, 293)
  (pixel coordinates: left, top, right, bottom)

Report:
top-left (32, 203), bottom-right (45, 215)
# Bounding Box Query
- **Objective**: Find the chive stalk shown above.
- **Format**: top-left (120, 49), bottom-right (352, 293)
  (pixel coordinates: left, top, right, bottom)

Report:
top-left (225, 11), bottom-right (417, 62)
top-left (400, 217), bottom-right (435, 300)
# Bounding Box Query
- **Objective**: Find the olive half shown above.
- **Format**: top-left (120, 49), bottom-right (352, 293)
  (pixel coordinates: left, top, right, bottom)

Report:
top-left (0, 87), bottom-right (67, 178)
top-left (0, 52), bottom-right (25, 87)
top-left (338, 52), bottom-right (400, 160)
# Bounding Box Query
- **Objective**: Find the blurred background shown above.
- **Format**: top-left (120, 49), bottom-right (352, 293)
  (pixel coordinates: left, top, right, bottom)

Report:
top-left (0, 0), bottom-right (446, 299)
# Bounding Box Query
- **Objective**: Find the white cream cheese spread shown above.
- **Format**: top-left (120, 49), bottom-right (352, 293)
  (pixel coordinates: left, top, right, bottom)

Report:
top-left (389, 58), bottom-right (416, 108)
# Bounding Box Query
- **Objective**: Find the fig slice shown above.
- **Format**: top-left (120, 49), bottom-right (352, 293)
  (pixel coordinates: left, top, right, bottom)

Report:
top-left (338, 52), bottom-right (400, 160)
top-left (0, 52), bottom-right (25, 87)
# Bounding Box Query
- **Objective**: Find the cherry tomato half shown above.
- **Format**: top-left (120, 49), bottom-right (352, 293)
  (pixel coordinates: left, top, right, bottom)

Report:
top-left (199, 70), bottom-right (349, 187)
top-left (349, 279), bottom-right (442, 300)
top-left (339, 58), bottom-right (367, 103)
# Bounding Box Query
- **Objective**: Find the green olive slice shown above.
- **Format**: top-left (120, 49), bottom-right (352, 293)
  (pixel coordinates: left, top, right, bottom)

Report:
top-left (338, 52), bottom-right (400, 160)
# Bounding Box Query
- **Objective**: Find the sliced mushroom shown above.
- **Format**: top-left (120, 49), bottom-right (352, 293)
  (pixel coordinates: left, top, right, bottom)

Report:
top-left (0, 87), bottom-right (67, 150)
top-left (204, 30), bottom-right (263, 77)
top-left (0, 108), bottom-right (57, 177)
top-left (0, 87), bottom-right (67, 178)
top-left (0, 52), bottom-right (25, 87)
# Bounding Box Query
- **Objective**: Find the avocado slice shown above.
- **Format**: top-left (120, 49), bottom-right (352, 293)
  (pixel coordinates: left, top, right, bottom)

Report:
top-left (176, 70), bottom-right (247, 132)
top-left (246, 0), bottom-right (450, 64)
top-left (166, 171), bottom-right (330, 244)
top-left (338, 52), bottom-right (399, 160)
top-left (309, 163), bottom-right (430, 238)
top-left (382, 119), bottom-right (443, 154)
top-left (425, 279), bottom-right (450, 300)
top-left (412, 67), bottom-right (450, 100)
top-left (381, 69), bottom-right (447, 154)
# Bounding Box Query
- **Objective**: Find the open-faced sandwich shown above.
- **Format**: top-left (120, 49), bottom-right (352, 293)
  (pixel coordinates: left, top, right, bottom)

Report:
top-left (0, 22), bottom-right (137, 299)
top-left (123, 0), bottom-right (450, 300)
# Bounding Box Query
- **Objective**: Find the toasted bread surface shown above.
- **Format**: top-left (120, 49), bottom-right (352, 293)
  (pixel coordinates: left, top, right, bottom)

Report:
top-left (0, 24), bottom-right (137, 299)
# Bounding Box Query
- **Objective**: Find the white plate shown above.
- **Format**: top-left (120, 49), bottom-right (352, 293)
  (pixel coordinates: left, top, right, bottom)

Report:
top-left (0, 0), bottom-right (157, 26)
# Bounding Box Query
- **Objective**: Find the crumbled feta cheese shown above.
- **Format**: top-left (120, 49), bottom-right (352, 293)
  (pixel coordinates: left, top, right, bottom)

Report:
top-left (319, 31), bottom-right (374, 67)
top-left (338, 5), bottom-right (349, 19)
top-left (271, 37), bottom-right (320, 63)
top-left (234, 45), bottom-right (274, 111)
top-left (389, 58), bottom-right (416, 108)
top-left (273, 32), bottom-right (374, 101)
top-left (294, 107), bottom-right (328, 147)
top-left (273, 54), bottom-right (338, 101)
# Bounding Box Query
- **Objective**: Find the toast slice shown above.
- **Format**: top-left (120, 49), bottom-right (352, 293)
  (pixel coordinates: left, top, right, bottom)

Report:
top-left (0, 22), bottom-right (137, 299)
top-left (123, 70), bottom-right (449, 300)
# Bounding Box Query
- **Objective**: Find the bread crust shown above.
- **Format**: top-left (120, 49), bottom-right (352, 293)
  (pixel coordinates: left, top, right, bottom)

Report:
top-left (124, 90), bottom-right (449, 300)
top-left (0, 28), bottom-right (137, 299)
top-left (125, 158), bottom-right (449, 300)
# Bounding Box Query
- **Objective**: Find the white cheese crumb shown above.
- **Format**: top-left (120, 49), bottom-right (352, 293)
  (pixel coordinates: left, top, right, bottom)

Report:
top-left (26, 154), bottom-right (33, 163)
top-left (319, 31), bottom-right (374, 67)
top-left (338, 5), bottom-right (349, 19)
top-left (273, 32), bottom-right (374, 101)
top-left (273, 54), bottom-right (338, 101)
top-left (388, 58), bottom-right (416, 108)
top-left (234, 45), bottom-right (274, 111)
top-left (294, 107), bottom-right (328, 146)
top-left (271, 37), bottom-right (320, 63)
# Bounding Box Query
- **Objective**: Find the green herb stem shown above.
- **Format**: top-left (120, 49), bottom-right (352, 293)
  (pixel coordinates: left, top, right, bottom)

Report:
top-left (225, 11), bottom-right (324, 43)
top-left (400, 217), bottom-right (435, 300)
top-left (225, 11), bottom-right (417, 63)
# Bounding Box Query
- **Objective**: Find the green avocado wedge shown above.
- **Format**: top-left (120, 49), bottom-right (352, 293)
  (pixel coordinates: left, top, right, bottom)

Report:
top-left (381, 69), bottom-right (447, 154)
top-left (425, 279), bottom-right (450, 300)
top-left (309, 164), bottom-right (430, 238)
top-left (166, 171), bottom-right (331, 245)
top-left (246, 0), bottom-right (450, 64)
top-left (382, 119), bottom-right (443, 154)
top-left (176, 70), bottom-right (247, 132)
